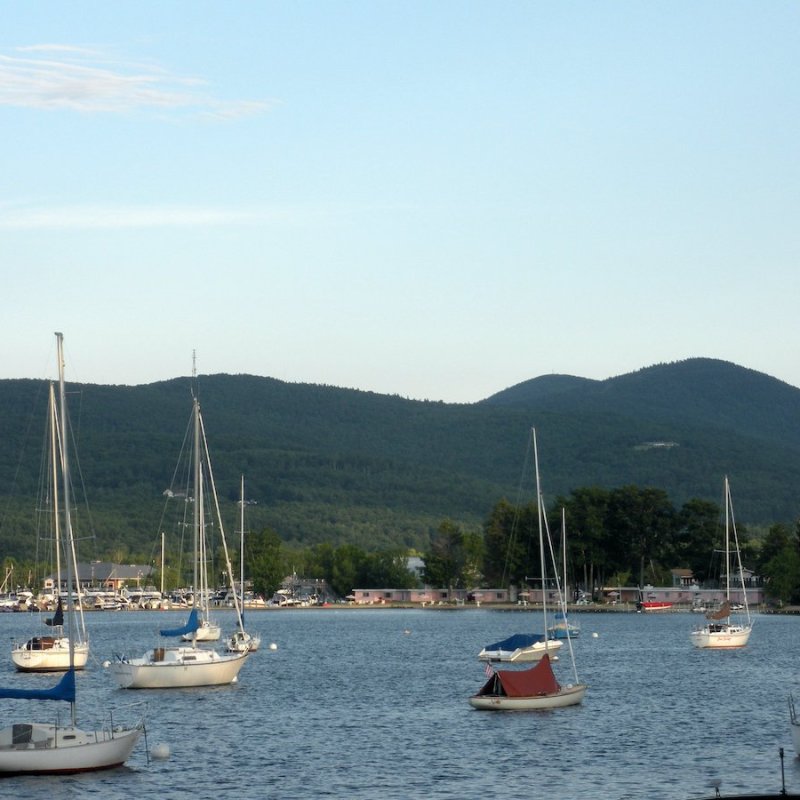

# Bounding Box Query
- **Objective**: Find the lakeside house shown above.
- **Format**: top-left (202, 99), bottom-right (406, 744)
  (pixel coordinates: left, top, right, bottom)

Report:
top-left (44, 561), bottom-right (154, 594)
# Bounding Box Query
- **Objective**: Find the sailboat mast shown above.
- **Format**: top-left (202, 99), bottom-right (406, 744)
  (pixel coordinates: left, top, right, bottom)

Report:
top-left (193, 395), bottom-right (202, 642)
top-left (160, 531), bottom-right (165, 599)
top-left (240, 475), bottom-right (245, 618)
top-left (724, 475), bottom-right (731, 604)
top-left (48, 383), bottom-right (62, 605)
top-left (561, 507), bottom-right (567, 601)
top-left (199, 410), bottom-right (246, 635)
top-left (532, 428), bottom-right (547, 638)
top-left (55, 332), bottom-right (77, 726)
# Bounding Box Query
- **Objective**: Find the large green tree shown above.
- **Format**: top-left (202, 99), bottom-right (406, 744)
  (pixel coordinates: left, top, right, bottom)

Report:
top-left (422, 520), bottom-right (481, 590)
top-left (245, 527), bottom-right (287, 598)
top-left (606, 486), bottom-right (676, 585)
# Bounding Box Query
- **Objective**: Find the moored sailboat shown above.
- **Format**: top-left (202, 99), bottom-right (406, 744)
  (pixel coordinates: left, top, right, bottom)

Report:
top-left (477, 441), bottom-right (563, 663)
top-left (108, 392), bottom-right (249, 690)
top-left (548, 508), bottom-right (580, 640)
top-left (227, 475), bottom-right (261, 654)
top-left (470, 428), bottom-right (587, 711)
top-left (0, 333), bottom-right (143, 774)
top-left (11, 382), bottom-right (89, 673)
top-left (690, 476), bottom-right (752, 649)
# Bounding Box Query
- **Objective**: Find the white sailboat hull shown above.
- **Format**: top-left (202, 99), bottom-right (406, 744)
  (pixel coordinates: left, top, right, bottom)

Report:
top-left (11, 639), bottom-right (89, 672)
top-left (0, 721), bottom-right (142, 775)
top-left (227, 631), bottom-right (261, 653)
top-left (182, 620), bottom-right (221, 642)
top-left (109, 646), bottom-right (248, 689)
top-left (469, 683), bottom-right (587, 711)
top-left (690, 623), bottom-right (752, 649)
top-left (478, 639), bottom-right (562, 663)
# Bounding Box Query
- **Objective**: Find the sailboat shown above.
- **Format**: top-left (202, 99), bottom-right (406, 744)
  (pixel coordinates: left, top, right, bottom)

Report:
top-left (227, 476), bottom-right (261, 653)
top-left (690, 475), bottom-right (753, 649)
top-left (470, 428), bottom-right (587, 710)
top-left (0, 332), bottom-right (143, 774)
top-left (477, 433), bottom-right (563, 664)
top-left (108, 393), bottom-right (250, 690)
top-left (548, 508), bottom-right (580, 640)
top-left (11, 382), bottom-right (90, 673)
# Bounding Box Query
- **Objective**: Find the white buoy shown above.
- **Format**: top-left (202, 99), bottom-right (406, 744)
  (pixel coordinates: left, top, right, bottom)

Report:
top-left (592, 632), bottom-right (599, 638)
top-left (102, 660), bottom-right (111, 668)
top-left (269, 642), bottom-right (278, 651)
top-left (151, 743), bottom-right (171, 760)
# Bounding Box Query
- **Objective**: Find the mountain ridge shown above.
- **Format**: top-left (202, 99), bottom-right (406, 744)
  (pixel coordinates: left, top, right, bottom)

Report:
top-left (1, 357), bottom-right (799, 561)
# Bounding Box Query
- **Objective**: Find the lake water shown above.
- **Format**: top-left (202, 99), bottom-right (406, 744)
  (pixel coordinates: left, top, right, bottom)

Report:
top-left (0, 607), bottom-right (797, 799)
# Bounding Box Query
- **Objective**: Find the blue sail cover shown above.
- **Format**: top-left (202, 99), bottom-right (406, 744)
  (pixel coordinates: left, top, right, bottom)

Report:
top-left (482, 633), bottom-right (544, 651)
top-left (0, 668), bottom-right (75, 703)
top-left (160, 608), bottom-right (199, 638)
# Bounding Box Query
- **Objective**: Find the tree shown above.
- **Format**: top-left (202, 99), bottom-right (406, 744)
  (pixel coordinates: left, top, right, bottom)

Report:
top-left (482, 499), bottom-right (536, 587)
top-left (246, 527), bottom-right (286, 598)
top-left (557, 487), bottom-right (610, 595)
top-left (606, 486), bottom-right (677, 584)
top-left (673, 498), bottom-right (719, 581)
top-left (358, 550), bottom-right (418, 590)
top-left (422, 520), bottom-right (476, 590)
top-left (758, 523), bottom-right (800, 604)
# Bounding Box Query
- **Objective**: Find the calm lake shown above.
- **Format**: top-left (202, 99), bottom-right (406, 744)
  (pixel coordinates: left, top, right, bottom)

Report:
top-left (0, 607), bottom-right (797, 799)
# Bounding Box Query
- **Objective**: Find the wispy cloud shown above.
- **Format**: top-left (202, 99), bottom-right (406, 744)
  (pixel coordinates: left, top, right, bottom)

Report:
top-left (0, 44), bottom-right (272, 119)
top-left (0, 204), bottom-right (292, 230)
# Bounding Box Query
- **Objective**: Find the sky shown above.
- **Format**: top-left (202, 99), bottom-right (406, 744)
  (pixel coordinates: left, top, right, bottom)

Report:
top-left (2, 2), bottom-right (799, 403)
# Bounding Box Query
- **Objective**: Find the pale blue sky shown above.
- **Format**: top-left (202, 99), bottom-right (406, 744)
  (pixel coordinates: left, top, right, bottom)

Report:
top-left (2, 2), bottom-right (798, 402)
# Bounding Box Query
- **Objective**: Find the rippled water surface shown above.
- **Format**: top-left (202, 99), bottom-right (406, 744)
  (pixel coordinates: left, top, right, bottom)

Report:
top-left (0, 608), bottom-right (798, 799)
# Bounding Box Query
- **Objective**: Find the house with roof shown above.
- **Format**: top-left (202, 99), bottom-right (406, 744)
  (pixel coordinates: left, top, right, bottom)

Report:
top-left (44, 561), bottom-right (154, 593)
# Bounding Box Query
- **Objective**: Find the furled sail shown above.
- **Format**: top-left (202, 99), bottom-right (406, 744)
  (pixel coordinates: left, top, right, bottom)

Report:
top-left (706, 600), bottom-right (731, 621)
top-left (160, 608), bottom-right (199, 638)
top-left (44, 598), bottom-right (64, 627)
top-left (0, 668), bottom-right (75, 703)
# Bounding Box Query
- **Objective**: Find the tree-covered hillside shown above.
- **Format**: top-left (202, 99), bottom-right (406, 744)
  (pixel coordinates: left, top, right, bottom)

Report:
top-left (1, 358), bottom-right (800, 562)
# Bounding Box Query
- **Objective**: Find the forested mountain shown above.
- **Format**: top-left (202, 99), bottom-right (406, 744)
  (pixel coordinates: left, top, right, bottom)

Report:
top-left (1, 358), bottom-right (799, 563)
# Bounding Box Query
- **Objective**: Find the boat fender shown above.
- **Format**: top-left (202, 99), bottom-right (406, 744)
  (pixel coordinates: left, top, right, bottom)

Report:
top-left (151, 743), bottom-right (171, 760)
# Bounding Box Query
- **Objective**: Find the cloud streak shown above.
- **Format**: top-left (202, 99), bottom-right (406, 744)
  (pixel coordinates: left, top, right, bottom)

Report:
top-left (0, 44), bottom-right (272, 118)
top-left (0, 204), bottom-right (292, 230)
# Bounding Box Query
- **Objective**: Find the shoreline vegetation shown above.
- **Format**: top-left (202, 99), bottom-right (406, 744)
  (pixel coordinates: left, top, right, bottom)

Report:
top-left (9, 600), bottom-right (790, 614)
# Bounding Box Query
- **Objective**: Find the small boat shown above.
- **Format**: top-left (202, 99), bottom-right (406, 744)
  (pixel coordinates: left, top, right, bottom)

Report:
top-left (0, 333), bottom-right (143, 775)
top-left (548, 509), bottom-right (580, 639)
top-left (110, 608), bottom-right (249, 689)
top-left (11, 382), bottom-right (89, 672)
top-left (477, 436), bottom-right (564, 664)
top-left (471, 428), bottom-right (587, 711)
top-left (690, 476), bottom-right (752, 649)
top-left (469, 653), bottom-right (586, 710)
top-left (109, 392), bottom-right (250, 690)
top-left (637, 600), bottom-right (674, 613)
top-left (478, 633), bottom-right (562, 662)
top-left (226, 476), bottom-right (261, 654)
top-left (183, 615), bottom-right (221, 643)
top-left (548, 610), bottom-right (580, 640)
